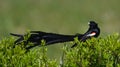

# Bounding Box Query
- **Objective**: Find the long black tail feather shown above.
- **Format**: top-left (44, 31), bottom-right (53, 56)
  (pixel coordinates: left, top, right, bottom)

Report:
top-left (10, 33), bottom-right (24, 44)
top-left (10, 31), bottom-right (83, 50)
top-left (10, 33), bottom-right (23, 37)
top-left (25, 35), bottom-right (75, 50)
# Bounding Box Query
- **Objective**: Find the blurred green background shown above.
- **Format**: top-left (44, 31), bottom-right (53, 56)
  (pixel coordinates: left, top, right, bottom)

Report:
top-left (0, 0), bottom-right (120, 61)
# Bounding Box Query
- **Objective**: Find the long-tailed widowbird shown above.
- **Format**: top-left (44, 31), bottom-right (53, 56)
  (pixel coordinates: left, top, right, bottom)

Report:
top-left (10, 21), bottom-right (100, 50)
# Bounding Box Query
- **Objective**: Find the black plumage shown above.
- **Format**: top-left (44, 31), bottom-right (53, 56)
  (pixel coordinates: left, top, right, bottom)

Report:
top-left (10, 21), bottom-right (100, 50)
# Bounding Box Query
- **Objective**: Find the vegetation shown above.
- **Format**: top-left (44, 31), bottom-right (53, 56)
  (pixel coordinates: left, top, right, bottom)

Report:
top-left (0, 0), bottom-right (120, 67)
top-left (0, 33), bottom-right (119, 67)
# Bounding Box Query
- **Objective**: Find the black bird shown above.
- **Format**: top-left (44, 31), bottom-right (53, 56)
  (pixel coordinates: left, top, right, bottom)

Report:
top-left (10, 21), bottom-right (100, 50)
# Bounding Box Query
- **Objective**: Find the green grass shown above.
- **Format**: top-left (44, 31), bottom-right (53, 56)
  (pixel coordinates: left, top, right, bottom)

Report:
top-left (0, 33), bottom-right (119, 67)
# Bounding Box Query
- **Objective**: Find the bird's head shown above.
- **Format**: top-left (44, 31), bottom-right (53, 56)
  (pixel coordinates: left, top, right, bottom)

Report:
top-left (88, 21), bottom-right (98, 29)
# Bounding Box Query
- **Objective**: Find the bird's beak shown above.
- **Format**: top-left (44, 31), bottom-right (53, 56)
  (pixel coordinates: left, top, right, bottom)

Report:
top-left (88, 22), bottom-right (90, 25)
